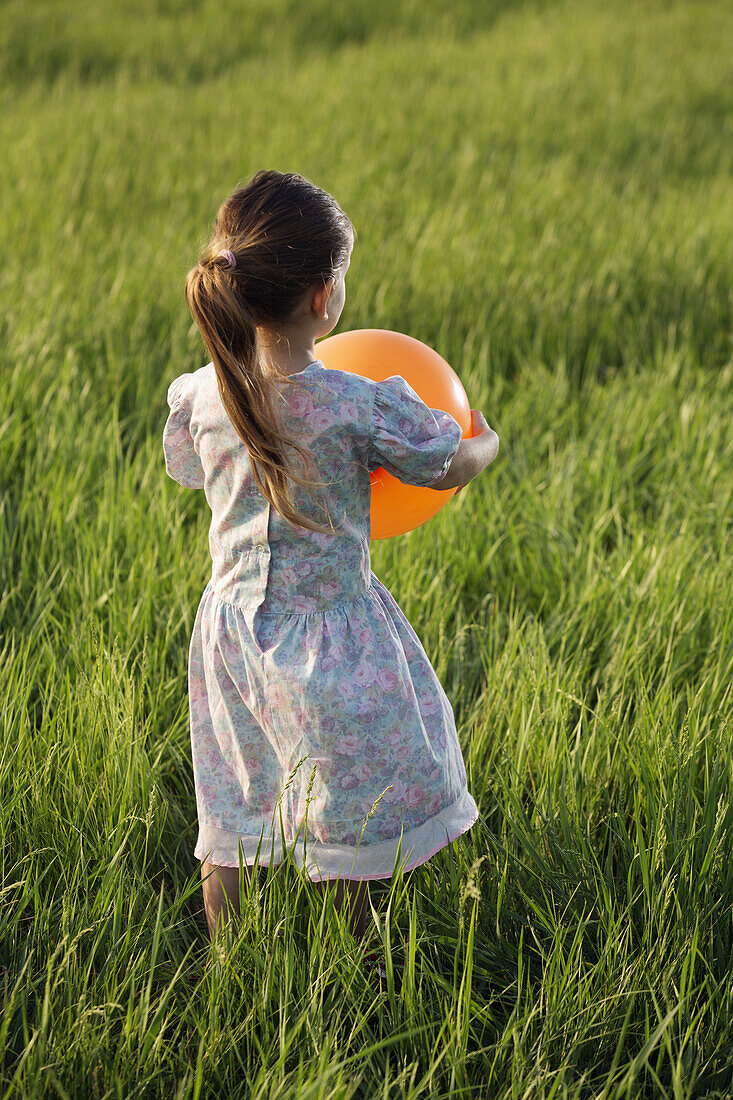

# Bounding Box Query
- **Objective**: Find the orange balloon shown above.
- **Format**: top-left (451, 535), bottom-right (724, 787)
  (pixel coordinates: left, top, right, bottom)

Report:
top-left (316, 329), bottom-right (472, 540)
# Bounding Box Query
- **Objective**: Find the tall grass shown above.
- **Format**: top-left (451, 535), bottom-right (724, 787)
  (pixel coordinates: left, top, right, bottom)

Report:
top-left (1, 0), bottom-right (732, 1094)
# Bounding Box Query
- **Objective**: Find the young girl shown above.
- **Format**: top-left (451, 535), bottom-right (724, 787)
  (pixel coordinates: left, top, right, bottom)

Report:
top-left (163, 169), bottom-right (499, 971)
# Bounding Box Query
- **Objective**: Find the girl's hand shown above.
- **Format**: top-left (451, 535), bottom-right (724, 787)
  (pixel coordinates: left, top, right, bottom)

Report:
top-left (454, 410), bottom-right (497, 493)
top-left (469, 409), bottom-right (495, 438)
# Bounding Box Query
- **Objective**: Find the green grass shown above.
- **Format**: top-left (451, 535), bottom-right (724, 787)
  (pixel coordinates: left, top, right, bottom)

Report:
top-left (1, 0), bottom-right (732, 1095)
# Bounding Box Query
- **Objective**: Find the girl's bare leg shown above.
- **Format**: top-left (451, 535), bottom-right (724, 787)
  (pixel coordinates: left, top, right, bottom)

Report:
top-left (201, 860), bottom-right (252, 940)
top-left (313, 877), bottom-right (371, 942)
top-left (202, 862), bottom-right (371, 945)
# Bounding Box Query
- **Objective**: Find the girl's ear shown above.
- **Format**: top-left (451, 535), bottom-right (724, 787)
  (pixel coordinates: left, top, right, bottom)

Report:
top-left (310, 276), bottom-right (335, 320)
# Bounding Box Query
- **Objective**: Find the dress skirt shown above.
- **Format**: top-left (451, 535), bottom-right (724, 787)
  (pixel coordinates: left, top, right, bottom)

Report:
top-left (188, 572), bottom-right (479, 881)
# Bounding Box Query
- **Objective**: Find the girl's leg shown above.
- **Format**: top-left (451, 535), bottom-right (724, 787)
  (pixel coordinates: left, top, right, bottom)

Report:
top-left (202, 862), bottom-right (372, 943)
top-left (313, 877), bottom-right (371, 941)
top-left (201, 860), bottom-right (252, 940)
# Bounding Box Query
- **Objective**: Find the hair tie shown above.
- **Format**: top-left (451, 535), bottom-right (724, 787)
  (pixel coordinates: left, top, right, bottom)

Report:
top-left (216, 249), bottom-right (237, 271)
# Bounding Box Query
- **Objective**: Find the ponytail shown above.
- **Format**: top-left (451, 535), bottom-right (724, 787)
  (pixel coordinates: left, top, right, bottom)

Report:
top-left (185, 250), bottom-right (340, 536)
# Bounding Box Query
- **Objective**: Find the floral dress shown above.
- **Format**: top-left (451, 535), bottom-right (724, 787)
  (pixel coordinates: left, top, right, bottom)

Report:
top-left (163, 358), bottom-right (479, 880)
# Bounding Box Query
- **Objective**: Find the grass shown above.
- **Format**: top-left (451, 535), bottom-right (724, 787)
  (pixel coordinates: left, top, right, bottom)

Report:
top-left (1, 0), bottom-right (732, 1095)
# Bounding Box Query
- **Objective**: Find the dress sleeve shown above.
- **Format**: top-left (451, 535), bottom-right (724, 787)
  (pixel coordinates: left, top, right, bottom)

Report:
top-left (367, 374), bottom-right (464, 488)
top-left (162, 374), bottom-right (205, 489)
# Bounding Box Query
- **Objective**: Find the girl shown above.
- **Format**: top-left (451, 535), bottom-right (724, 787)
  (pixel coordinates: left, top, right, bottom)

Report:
top-left (163, 169), bottom-right (499, 973)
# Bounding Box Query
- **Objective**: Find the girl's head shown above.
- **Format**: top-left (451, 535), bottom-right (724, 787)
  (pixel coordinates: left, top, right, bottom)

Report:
top-left (185, 169), bottom-right (355, 534)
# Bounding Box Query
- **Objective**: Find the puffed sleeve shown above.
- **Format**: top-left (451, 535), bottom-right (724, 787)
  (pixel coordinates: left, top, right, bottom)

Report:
top-left (367, 374), bottom-right (464, 488)
top-left (162, 374), bottom-right (205, 489)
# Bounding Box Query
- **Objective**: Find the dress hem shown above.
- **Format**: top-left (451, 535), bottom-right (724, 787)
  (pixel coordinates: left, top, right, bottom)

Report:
top-left (194, 786), bottom-right (479, 881)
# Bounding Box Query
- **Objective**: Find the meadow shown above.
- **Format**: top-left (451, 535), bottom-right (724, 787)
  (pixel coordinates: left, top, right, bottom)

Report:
top-left (1, 0), bottom-right (732, 1095)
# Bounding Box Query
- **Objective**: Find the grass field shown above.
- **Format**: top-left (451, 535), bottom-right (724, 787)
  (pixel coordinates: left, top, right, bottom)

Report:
top-left (2, 0), bottom-right (732, 1095)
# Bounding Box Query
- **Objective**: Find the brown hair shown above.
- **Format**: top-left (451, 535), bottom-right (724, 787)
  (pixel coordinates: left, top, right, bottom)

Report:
top-left (185, 169), bottom-right (355, 534)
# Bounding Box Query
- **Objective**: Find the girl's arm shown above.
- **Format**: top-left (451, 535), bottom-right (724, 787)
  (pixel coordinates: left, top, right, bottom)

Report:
top-left (430, 410), bottom-right (499, 491)
top-left (163, 375), bottom-right (205, 489)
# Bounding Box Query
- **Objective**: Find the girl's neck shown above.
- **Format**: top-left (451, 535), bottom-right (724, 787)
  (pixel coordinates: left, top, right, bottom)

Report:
top-left (258, 328), bottom-right (319, 378)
